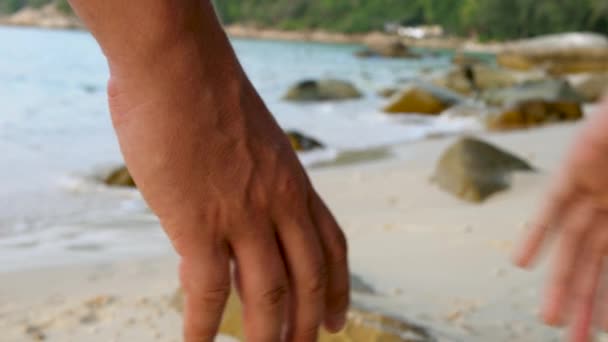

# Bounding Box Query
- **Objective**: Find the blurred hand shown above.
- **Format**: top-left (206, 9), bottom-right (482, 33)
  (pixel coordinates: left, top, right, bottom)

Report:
top-left (515, 98), bottom-right (608, 342)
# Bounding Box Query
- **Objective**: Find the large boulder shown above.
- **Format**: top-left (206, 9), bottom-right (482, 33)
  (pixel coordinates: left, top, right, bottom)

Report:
top-left (286, 130), bottom-right (324, 151)
top-left (284, 79), bottom-right (362, 102)
top-left (497, 33), bottom-right (608, 75)
top-left (434, 137), bottom-right (534, 203)
top-left (568, 73), bottom-right (608, 103)
top-left (481, 79), bottom-right (583, 107)
top-left (171, 288), bottom-right (433, 341)
top-left (433, 65), bottom-right (518, 95)
top-left (104, 166), bottom-right (135, 188)
top-left (383, 83), bottom-right (464, 115)
top-left (486, 100), bottom-right (583, 131)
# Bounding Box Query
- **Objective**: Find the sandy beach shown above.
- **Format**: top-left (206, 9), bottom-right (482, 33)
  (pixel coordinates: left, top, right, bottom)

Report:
top-left (3, 120), bottom-right (606, 341)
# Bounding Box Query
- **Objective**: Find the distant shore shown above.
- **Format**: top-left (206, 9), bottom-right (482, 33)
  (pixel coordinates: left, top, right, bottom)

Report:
top-left (0, 5), bottom-right (502, 54)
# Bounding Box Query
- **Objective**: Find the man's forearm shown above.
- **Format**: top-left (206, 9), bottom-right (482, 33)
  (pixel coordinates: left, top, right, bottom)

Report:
top-left (68, 0), bottom-right (235, 78)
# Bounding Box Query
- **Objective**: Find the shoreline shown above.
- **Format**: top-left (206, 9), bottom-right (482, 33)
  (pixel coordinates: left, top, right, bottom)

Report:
top-left (0, 12), bottom-right (502, 54)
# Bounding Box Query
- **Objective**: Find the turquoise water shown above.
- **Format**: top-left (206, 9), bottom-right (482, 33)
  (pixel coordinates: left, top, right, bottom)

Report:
top-left (0, 26), bottom-right (476, 270)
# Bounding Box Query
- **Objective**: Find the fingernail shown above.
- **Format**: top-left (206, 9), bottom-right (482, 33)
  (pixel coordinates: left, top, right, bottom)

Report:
top-left (325, 315), bottom-right (346, 333)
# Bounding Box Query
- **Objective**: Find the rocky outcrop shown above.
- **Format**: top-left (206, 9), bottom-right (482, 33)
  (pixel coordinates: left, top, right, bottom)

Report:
top-left (481, 79), bottom-right (582, 107)
top-left (434, 137), bottom-right (534, 203)
top-left (171, 288), bottom-right (433, 341)
top-left (497, 33), bottom-right (608, 75)
top-left (383, 83), bottom-right (463, 115)
top-left (284, 79), bottom-right (362, 102)
top-left (486, 100), bottom-right (583, 131)
top-left (433, 65), bottom-right (518, 95)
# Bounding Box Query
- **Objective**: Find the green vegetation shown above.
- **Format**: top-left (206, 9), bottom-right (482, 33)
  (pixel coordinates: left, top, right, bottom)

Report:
top-left (0, 0), bottom-right (606, 40)
top-left (213, 0), bottom-right (607, 39)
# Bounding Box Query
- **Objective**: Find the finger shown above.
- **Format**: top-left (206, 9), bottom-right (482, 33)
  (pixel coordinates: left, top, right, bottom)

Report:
top-left (231, 227), bottom-right (289, 342)
top-left (514, 174), bottom-right (578, 268)
top-left (180, 241), bottom-right (232, 342)
top-left (277, 214), bottom-right (327, 342)
top-left (309, 191), bottom-right (350, 333)
top-left (570, 230), bottom-right (607, 342)
top-left (542, 203), bottom-right (595, 326)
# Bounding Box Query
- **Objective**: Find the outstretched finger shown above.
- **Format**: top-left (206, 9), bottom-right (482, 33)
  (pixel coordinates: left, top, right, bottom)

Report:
top-left (542, 203), bottom-right (595, 326)
top-left (180, 241), bottom-right (232, 342)
top-left (515, 174), bottom-right (578, 268)
top-left (277, 213), bottom-right (327, 342)
top-left (309, 191), bottom-right (350, 333)
top-left (568, 225), bottom-right (608, 342)
top-left (231, 226), bottom-right (289, 341)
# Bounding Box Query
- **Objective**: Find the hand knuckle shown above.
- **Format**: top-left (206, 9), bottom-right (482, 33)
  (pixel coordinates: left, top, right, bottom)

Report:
top-left (278, 174), bottom-right (305, 199)
top-left (197, 286), bottom-right (230, 308)
top-left (260, 283), bottom-right (288, 308)
top-left (306, 263), bottom-right (328, 296)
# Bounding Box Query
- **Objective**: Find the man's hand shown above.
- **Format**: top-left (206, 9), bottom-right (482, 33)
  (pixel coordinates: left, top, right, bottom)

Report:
top-left (515, 98), bottom-right (608, 342)
top-left (68, 1), bottom-right (349, 341)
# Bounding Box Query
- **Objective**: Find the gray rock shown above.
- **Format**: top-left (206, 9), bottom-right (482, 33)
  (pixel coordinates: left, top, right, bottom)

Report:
top-left (284, 79), bottom-right (362, 102)
top-left (433, 65), bottom-right (518, 95)
top-left (569, 73), bottom-right (608, 103)
top-left (383, 82), bottom-right (465, 115)
top-left (104, 166), bottom-right (136, 188)
top-left (497, 32), bottom-right (608, 75)
top-left (481, 79), bottom-right (583, 107)
top-left (286, 130), bottom-right (324, 151)
top-left (350, 274), bottom-right (375, 295)
top-left (434, 137), bottom-right (534, 203)
top-left (356, 40), bottom-right (420, 59)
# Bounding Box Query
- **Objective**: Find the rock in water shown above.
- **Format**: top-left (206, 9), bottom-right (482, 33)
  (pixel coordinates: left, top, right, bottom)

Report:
top-left (481, 79), bottom-right (583, 107)
top-left (383, 83), bottom-right (463, 115)
top-left (284, 79), bottom-right (362, 102)
top-left (377, 87), bottom-right (399, 98)
top-left (286, 131), bottom-right (324, 151)
top-left (104, 166), bottom-right (136, 188)
top-left (497, 33), bottom-right (608, 75)
top-left (433, 65), bottom-right (518, 95)
top-left (434, 137), bottom-right (534, 203)
top-left (171, 288), bottom-right (433, 341)
top-left (487, 100), bottom-right (583, 131)
top-left (356, 40), bottom-right (420, 59)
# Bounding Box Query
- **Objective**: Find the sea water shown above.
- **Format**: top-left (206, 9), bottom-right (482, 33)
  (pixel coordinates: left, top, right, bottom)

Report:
top-left (0, 26), bottom-right (479, 271)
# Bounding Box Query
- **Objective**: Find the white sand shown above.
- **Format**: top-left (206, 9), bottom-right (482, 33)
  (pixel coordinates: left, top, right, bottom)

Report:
top-left (3, 122), bottom-right (607, 341)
